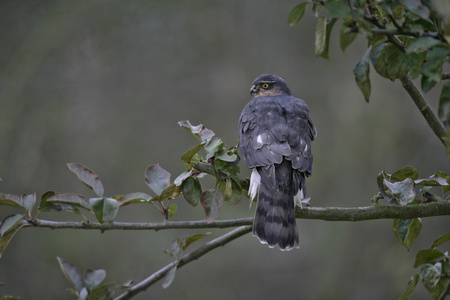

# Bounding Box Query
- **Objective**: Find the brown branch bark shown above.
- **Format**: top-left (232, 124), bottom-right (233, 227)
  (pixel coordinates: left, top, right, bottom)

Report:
top-left (400, 75), bottom-right (447, 146)
top-left (16, 201), bottom-right (449, 231)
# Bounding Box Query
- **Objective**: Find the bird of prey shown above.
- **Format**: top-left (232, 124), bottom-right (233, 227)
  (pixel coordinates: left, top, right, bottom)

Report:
top-left (238, 74), bottom-right (316, 250)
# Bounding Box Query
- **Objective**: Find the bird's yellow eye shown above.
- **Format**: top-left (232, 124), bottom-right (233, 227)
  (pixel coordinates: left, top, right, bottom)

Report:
top-left (261, 83), bottom-right (269, 89)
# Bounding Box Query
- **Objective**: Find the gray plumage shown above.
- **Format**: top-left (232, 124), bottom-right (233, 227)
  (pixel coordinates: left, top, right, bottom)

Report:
top-left (239, 74), bottom-right (316, 250)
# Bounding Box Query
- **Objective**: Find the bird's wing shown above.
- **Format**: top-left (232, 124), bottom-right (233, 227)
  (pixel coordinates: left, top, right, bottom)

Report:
top-left (239, 95), bottom-right (316, 174)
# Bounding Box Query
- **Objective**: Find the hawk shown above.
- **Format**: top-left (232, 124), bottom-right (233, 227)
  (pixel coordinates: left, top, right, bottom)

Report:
top-left (238, 74), bottom-right (316, 250)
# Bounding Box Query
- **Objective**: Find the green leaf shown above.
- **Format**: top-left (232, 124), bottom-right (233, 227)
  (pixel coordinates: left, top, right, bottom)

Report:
top-left (0, 194), bottom-right (23, 208)
top-left (204, 137), bottom-right (224, 159)
top-left (391, 166), bottom-right (420, 181)
top-left (431, 171), bottom-right (450, 193)
top-left (402, 52), bottom-right (423, 79)
top-left (393, 218), bottom-right (422, 250)
top-left (421, 263), bottom-right (442, 290)
top-left (214, 151), bottom-right (240, 170)
top-left (414, 177), bottom-right (448, 186)
top-left (180, 233), bottom-right (209, 250)
top-left (289, 2), bottom-right (308, 27)
top-left (174, 171), bottom-right (192, 186)
top-left (413, 249), bottom-right (444, 268)
top-left (38, 191), bottom-right (82, 215)
top-left (394, 52), bottom-right (422, 80)
top-left (88, 282), bottom-right (116, 300)
top-left (22, 193), bottom-right (36, 214)
top-left (145, 164), bottom-right (171, 195)
top-left (422, 46), bottom-right (449, 83)
top-left (353, 47), bottom-right (372, 102)
top-left (340, 23), bottom-right (358, 53)
top-left (162, 266), bottom-right (177, 289)
top-left (439, 81), bottom-right (450, 129)
top-left (399, 274), bottom-right (420, 300)
top-left (315, 17), bottom-right (327, 57)
top-left (371, 43), bottom-right (414, 81)
top-left (407, 37), bottom-right (442, 53)
top-left (200, 188), bottom-right (223, 223)
top-left (224, 179), bottom-right (233, 202)
top-left (324, 0), bottom-right (351, 18)
top-left (431, 232), bottom-right (450, 249)
top-left (163, 240), bottom-right (182, 258)
top-left (159, 183), bottom-right (181, 201)
top-left (384, 178), bottom-right (416, 205)
top-left (401, 0), bottom-right (430, 19)
top-left (315, 17), bottom-right (337, 59)
top-left (219, 179), bottom-right (242, 205)
top-left (115, 192), bottom-right (152, 206)
top-left (163, 233), bottom-right (208, 259)
top-left (0, 215), bottom-right (25, 258)
top-left (90, 198), bottom-right (119, 223)
top-left (57, 257), bottom-right (85, 293)
top-left (385, 47), bottom-right (408, 81)
top-left (216, 147), bottom-right (239, 163)
top-left (47, 193), bottom-right (91, 211)
top-left (421, 74), bottom-right (438, 93)
top-left (371, 43), bottom-right (389, 78)
top-left (168, 203), bottom-right (177, 217)
top-left (67, 163), bottom-right (104, 197)
top-left (180, 144), bottom-right (204, 167)
top-left (181, 177), bottom-right (202, 207)
top-left (84, 269), bottom-right (106, 293)
top-left (0, 214), bottom-right (24, 237)
top-left (178, 120), bottom-right (215, 144)
top-left (38, 191), bottom-right (57, 212)
top-left (422, 263), bottom-right (450, 299)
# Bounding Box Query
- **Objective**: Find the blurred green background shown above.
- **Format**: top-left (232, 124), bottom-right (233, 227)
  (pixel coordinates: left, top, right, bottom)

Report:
top-left (1, 1), bottom-right (449, 299)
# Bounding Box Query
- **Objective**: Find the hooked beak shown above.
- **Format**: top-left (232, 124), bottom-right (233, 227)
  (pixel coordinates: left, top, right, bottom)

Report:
top-left (250, 84), bottom-right (259, 96)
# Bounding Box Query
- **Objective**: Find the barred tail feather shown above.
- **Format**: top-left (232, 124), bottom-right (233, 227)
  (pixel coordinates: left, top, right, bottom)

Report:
top-left (253, 182), bottom-right (299, 251)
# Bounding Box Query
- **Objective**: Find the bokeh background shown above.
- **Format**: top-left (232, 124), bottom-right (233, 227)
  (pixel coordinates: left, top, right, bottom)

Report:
top-left (1, 1), bottom-right (449, 299)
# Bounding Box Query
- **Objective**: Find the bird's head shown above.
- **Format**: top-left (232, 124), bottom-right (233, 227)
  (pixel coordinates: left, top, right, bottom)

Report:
top-left (250, 74), bottom-right (292, 97)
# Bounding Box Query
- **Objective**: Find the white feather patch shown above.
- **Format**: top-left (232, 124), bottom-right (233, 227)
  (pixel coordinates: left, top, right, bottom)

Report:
top-left (256, 134), bottom-right (263, 144)
top-left (248, 168), bottom-right (261, 208)
top-left (294, 188), bottom-right (304, 208)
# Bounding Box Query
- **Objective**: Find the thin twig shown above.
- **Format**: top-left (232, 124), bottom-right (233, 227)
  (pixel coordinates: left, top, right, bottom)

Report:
top-left (113, 225), bottom-right (252, 300)
top-left (371, 28), bottom-right (439, 38)
top-left (400, 75), bottom-right (447, 145)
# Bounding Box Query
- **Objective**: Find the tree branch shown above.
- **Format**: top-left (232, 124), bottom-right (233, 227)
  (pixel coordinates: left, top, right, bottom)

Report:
top-left (296, 201), bottom-right (450, 221)
top-left (400, 75), bottom-right (447, 145)
top-left (29, 218), bottom-right (253, 230)
top-left (16, 201), bottom-right (450, 231)
top-left (114, 225), bottom-right (252, 300)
